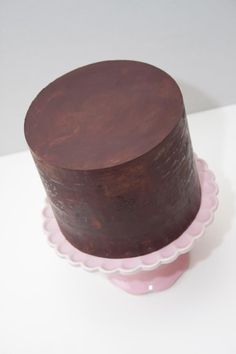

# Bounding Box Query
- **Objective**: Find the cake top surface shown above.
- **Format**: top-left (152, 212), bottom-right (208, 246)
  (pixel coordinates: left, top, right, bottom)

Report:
top-left (24, 60), bottom-right (184, 170)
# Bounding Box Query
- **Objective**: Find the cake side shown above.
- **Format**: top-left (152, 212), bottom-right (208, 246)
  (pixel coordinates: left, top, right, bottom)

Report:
top-left (32, 114), bottom-right (201, 258)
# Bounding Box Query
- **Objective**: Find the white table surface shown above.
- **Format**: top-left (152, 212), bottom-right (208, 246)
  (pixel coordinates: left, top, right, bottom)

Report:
top-left (1, 105), bottom-right (236, 354)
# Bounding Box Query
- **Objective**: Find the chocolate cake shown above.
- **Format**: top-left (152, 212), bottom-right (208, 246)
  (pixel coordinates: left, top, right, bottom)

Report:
top-left (24, 60), bottom-right (201, 258)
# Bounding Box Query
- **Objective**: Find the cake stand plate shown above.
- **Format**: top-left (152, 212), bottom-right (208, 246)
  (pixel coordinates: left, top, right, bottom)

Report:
top-left (43, 157), bottom-right (218, 295)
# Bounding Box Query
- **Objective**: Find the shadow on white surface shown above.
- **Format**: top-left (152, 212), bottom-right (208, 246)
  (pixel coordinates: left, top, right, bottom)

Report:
top-left (178, 81), bottom-right (219, 114)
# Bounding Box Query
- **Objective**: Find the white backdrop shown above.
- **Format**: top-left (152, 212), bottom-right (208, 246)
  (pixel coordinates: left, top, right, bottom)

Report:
top-left (1, 0), bottom-right (236, 155)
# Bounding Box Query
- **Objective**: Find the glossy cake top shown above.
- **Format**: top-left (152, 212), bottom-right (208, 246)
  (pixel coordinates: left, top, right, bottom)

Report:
top-left (24, 60), bottom-right (184, 170)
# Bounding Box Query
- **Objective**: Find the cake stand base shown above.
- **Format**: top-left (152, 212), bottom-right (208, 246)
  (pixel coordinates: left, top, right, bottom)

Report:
top-left (107, 253), bottom-right (189, 295)
top-left (43, 157), bottom-right (218, 295)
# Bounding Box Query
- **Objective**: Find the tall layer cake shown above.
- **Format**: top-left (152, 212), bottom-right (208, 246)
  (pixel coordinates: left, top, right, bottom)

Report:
top-left (24, 60), bottom-right (201, 258)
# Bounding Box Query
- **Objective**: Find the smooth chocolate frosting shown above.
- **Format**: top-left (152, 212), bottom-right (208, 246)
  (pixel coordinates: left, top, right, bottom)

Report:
top-left (24, 60), bottom-right (201, 258)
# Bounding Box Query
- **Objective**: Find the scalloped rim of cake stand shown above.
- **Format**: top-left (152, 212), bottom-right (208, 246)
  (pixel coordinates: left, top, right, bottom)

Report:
top-left (43, 156), bottom-right (218, 275)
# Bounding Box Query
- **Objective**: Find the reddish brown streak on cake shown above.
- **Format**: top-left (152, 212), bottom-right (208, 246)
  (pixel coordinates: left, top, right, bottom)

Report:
top-left (24, 60), bottom-right (201, 258)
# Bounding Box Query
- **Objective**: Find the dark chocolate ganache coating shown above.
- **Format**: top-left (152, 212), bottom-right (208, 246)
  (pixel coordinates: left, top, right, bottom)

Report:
top-left (24, 60), bottom-right (201, 258)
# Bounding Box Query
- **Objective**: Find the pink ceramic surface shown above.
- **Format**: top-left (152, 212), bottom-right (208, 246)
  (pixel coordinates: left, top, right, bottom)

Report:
top-left (43, 157), bottom-right (218, 281)
top-left (108, 253), bottom-right (190, 294)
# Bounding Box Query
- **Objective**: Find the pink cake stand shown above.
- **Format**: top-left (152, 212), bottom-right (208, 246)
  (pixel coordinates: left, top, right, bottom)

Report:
top-left (43, 157), bottom-right (218, 295)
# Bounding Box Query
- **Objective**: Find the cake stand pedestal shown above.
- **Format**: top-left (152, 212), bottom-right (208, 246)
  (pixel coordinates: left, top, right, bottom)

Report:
top-left (107, 253), bottom-right (189, 294)
top-left (43, 157), bottom-right (218, 295)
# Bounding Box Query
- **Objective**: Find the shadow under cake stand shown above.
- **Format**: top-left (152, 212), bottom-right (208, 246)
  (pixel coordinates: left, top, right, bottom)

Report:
top-left (43, 157), bottom-right (218, 295)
